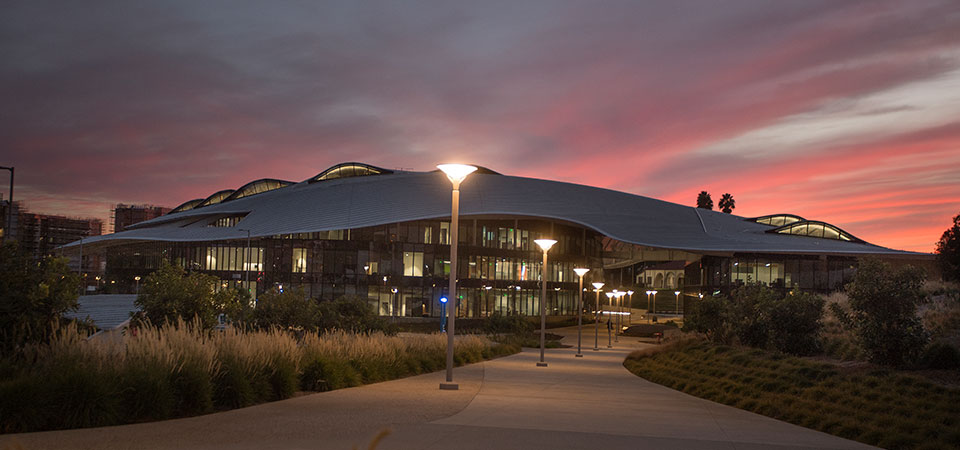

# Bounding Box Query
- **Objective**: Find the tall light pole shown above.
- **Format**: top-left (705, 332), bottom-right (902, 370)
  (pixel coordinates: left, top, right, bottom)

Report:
top-left (573, 268), bottom-right (589, 358)
top-left (627, 290), bottom-right (634, 325)
top-left (605, 292), bottom-right (615, 348)
top-left (534, 238), bottom-right (557, 367)
top-left (0, 166), bottom-right (12, 245)
top-left (592, 282), bottom-right (604, 351)
top-left (616, 291), bottom-right (626, 342)
top-left (238, 228), bottom-right (252, 297)
top-left (612, 290), bottom-right (619, 343)
top-left (645, 290), bottom-right (652, 317)
top-left (675, 290), bottom-right (681, 315)
top-left (652, 290), bottom-right (658, 317)
top-left (437, 163), bottom-right (477, 390)
top-left (134, 276), bottom-right (141, 295)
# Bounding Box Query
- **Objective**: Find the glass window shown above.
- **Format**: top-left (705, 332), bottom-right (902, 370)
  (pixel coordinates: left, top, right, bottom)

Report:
top-left (439, 222), bottom-right (451, 245)
top-left (293, 248), bottom-right (307, 273)
top-left (403, 251), bottom-right (424, 277)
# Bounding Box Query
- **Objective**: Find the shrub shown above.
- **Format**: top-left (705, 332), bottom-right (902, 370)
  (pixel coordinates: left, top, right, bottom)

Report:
top-left (483, 311), bottom-right (533, 335)
top-left (0, 242), bottom-right (80, 354)
top-left (842, 258), bottom-right (929, 367)
top-left (919, 342), bottom-right (960, 370)
top-left (135, 260), bottom-right (239, 329)
top-left (318, 296), bottom-right (398, 334)
top-left (251, 287), bottom-right (320, 332)
top-left (768, 292), bottom-right (825, 355)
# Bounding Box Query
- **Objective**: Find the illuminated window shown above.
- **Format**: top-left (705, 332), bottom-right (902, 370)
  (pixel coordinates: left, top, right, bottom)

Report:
top-left (750, 214), bottom-right (805, 227)
top-left (439, 222), bottom-right (451, 245)
top-left (169, 199), bottom-right (203, 214)
top-left (293, 248), bottom-right (308, 273)
top-left (207, 214), bottom-right (248, 227)
top-left (309, 163), bottom-right (394, 183)
top-left (222, 179), bottom-right (293, 203)
top-left (195, 189), bottom-right (235, 208)
top-left (768, 220), bottom-right (862, 243)
top-left (403, 252), bottom-right (424, 277)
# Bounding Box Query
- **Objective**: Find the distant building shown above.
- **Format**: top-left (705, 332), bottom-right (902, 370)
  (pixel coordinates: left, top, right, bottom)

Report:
top-left (112, 204), bottom-right (170, 233)
top-left (1, 200), bottom-right (103, 276)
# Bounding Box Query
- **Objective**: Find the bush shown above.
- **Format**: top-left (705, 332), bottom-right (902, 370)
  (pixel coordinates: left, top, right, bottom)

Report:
top-left (0, 242), bottom-right (81, 355)
top-left (919, 342), bottom-right (960, 370)
top-left (841, 258), bottom-right (929, 368)
top-left (483, 311), bottom-right (533, 335)
top-left (318, 296), bottom-right (398, 334)
top-left (683, 284), bottom-right (825, 355)
top-left (135, 260), bottom-right (247, 329)
top-left (251, 287), bottom-right (320, 332)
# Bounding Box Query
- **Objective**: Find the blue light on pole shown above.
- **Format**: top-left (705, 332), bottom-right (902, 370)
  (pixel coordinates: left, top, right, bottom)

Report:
top-left (440, 296), bottom-right (448, 332)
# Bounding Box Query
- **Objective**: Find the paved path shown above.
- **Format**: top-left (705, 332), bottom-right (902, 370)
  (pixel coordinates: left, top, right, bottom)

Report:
top-left (3, 326), bottom-right (876, 450)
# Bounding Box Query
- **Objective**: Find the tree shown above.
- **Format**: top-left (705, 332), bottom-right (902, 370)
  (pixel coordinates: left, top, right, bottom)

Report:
top-left (936, 211), bottom-right (960, 282)
top-left (318, 296), bottom-right (397, 334)
top-left (841, 258), bottom-right (928, 367)
top-left (0, 242), bottom-right (81, 353)
top-left (696, 191), bottom-right (713, 210)
top-left (134, 260), bottom-right (244, 329)
top-left (250, 287), bottom-right (320, 332)
top-left (718, 193), bottom-right (736, 214)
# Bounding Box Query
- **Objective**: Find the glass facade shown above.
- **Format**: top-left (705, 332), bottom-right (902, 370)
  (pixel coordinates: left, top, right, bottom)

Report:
top-left (105, 217), bottom-right (610, 318)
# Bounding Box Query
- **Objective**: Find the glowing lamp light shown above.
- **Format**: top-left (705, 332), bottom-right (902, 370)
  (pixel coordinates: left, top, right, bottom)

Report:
top-left (627, 290), bottom-right (634, 296)
top-left (593, 282), bottom-right (605, 290)
top-left (437, 164), bottom-right (478, 185)
top-left (440, 296), bottom-right (448, 304)
top-left (675, 291), bottom-right (681, 296)
top-left (573, 268), bottom-right (590, 277)
top-left (534, 239), bottom-right (557, 252)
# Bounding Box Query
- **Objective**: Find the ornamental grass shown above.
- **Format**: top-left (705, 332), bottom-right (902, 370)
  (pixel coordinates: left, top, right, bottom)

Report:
top-left (624, 340), bottom-right (960, 450)
top-left (0, 321), bottom-right (517, 434)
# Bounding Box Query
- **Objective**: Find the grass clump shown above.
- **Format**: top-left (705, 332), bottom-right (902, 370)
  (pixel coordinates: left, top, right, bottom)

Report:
top-left (624, 341), bottom-right (960, 450)
top-left (0, 321), bottom-right (518, 433)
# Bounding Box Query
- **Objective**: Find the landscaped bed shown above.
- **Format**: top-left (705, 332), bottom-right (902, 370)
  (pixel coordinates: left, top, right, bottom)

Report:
top-left (0, 321), bottom-right (518, 434)
top-left (624, 340), bottom-right (960, 450)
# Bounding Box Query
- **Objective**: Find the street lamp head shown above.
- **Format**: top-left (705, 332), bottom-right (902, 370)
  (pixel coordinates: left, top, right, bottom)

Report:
top-left (391, 287), bottom-right (398, 294)
top-left (592, 282), bottom-right (605, 290)
top-left (437, 164), bottom-right (478, 186)
top-left (573, 268), bottom-right (590, 277)
top-left (484, 286), bottom-right (492, 290)
top-left (440, 296), bottom-right (448, 304)
top-left (652, 290), bottom-right (658, 294)
top-left (699, 293), bottom-right (704, 299)
top-left (627, 290), bottom-right (634, 295)
top-left (645, 290), bottom-right (651, 295)
top-left (134, 276), bottom-right (140, 281)
top-left (534, 239), bottom-right (557, 252)
top-left (606, 292), bottom-right (614, 298)
top-left (675, 290), bottom-right (681, 296)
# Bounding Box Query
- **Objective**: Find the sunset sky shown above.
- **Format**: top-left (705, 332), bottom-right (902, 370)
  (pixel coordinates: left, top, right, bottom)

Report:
top-left (2, 0), bottom-right (958, 252)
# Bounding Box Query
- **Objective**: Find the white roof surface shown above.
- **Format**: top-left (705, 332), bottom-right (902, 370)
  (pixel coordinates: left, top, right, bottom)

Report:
top-left (67, 169), bottom-right (925, 257)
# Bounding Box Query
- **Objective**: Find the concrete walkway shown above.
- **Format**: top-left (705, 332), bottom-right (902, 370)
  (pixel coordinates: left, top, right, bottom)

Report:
top-left (3, 326), bottom-right (876, 450)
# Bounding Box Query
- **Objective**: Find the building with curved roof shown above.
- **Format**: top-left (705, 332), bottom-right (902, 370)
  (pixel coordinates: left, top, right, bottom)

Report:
top-left (66, 162), bottom-right (931, 318)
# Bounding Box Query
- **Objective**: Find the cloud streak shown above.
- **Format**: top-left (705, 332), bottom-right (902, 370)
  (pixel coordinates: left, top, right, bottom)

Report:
top-left (1, 0), bottom-right (958, 251)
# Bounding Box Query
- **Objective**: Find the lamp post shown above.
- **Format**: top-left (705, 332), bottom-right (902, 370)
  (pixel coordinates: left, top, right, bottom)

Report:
top-left (95, 276), bottom-right (101, 293)
top-left (617, 291), bottom-right (626, 341)
top-left (534, 238), bottom-right (557, 367)
top-left (605, 292), bottom-right (614, 348)
top-left (573, 268), bottom-right (589, 358)
top-left (238, 228), bottom-right (252, 297)
top-left (675, 290), bottom-right (681, 315)
top-left (592, 282), bottom-right (604, 351)
top-left (437, 163), bottom-right (477, 390)
top-left (652, 290), bottom-right (658, 317)
top-left (627, 290), bottom-right (634, 325)
top-left (134, 276), bottom-right (141, 295)
top-left (392, 287), bottom-right (399, 317)
top-left (0, 166), bottom-right (12, 245)
top-left (612, 289), bottom-right (619, 343)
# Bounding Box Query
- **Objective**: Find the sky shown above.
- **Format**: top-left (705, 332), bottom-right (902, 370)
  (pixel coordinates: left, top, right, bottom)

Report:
top-left (1, 0), bottom-right (959, 252)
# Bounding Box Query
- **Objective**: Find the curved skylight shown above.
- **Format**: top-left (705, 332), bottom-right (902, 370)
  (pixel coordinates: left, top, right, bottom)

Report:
top-left (222, 178), bottom-right (293, 203)
top-left (169, 198), bottom-right (204, 214)
top-left (309, 162), bottom-right (394, 183)
top-left (768, 220), bottom-right (863, 243)
top-left (196, 189), bottom-right (235, 208)
top-left (749, 214), bottom-right (805, 227)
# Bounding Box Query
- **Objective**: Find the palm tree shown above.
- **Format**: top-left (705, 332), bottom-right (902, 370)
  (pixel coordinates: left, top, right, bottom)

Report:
top-left (696, 191), bottom-right (713, 210)
top-left (719, 193), bottom-right (736, 213)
